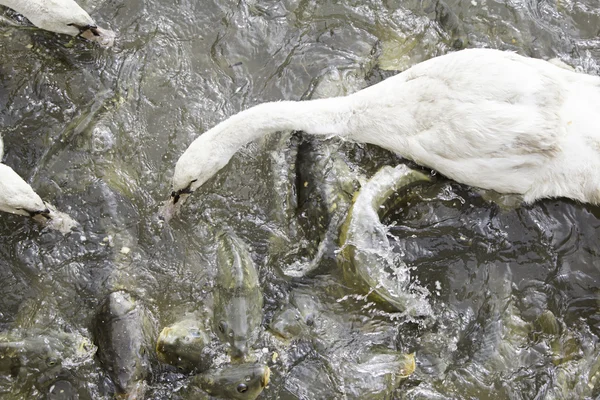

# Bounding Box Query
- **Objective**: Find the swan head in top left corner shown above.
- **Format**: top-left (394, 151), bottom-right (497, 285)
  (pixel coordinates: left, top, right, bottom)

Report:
top-left (4, 0), bottom-right (116, 47)
top-left (72, 24), bottom-right (116, 47)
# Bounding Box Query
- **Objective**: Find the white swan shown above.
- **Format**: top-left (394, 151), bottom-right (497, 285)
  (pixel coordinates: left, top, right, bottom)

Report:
top-left (0, 0), bottom-right (114, 46)
top-left (163, 48), bottom-right (600, 219)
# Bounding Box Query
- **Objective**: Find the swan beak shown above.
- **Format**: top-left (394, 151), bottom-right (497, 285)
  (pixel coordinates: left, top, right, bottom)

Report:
top-left (159, 193), bottom-right (190, 223)
top-left (32, 203), bottom-right (79, 234)
top-left (78, 25), bottom-right (116, 47)
top-left (30, 207), bottom-right (52, 223)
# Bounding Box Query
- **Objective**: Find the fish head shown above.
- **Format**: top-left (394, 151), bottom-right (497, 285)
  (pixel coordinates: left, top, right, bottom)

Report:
top-left (215, 318), bottom-right (249, 360)
top-left (231, 339), bottom-right (248, 360)
top-left (0, 331), bottom-right (96, 375)
top-left (156, 320), bottom-right (209, 371)
top-left (198, 363), bottom-right (270, 400)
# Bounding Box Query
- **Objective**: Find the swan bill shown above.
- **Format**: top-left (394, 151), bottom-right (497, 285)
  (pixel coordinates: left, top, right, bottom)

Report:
top-left (78, 25), bottom-right (116, 47)
top-left (29, 207), bottom-right (51, 221)
top-left (158, 192), bottom-right (191, 223)
top-left (34, 203), bottom-right (79, 234)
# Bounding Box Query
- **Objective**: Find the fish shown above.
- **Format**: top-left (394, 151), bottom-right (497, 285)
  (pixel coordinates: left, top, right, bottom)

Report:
top-left (189, 363), bottom-right (270, 400)
top-left (339, 164), bottom-right (432, 316)
top-left (156, 318), bottom-right (212, 372)
top-left (213, 232), bottom-right (263, 359)
top-left (0, 328), bottom-right (96, 375)
top-left (93, 291), bottom-right (151, 399)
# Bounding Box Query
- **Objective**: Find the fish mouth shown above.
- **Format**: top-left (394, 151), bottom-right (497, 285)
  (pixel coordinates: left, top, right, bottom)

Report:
top-left (261, 366), bottom-right (271, 387)
top-left (155, 327), bottom-right (171, 359)
top-left (75, 338), bottom-right (98, 361)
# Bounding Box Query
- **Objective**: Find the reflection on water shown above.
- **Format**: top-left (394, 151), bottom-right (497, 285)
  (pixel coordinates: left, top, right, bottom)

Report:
top-left (0, 0), bottom-right (599, 398)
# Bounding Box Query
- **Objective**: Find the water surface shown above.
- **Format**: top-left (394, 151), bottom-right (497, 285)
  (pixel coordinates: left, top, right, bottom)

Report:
top-left (0, 0), bottom-right (599, 398)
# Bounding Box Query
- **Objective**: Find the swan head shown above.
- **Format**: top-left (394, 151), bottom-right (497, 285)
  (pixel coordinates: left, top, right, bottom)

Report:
top-left (70, 24), bottom-right (116, 47)
top-left (160, 136), bottom-right (230, 221)
top-left (12, 1), bottom-right (116, 47)
top-left (0, 164), bottom-right (50, 219)
top-left (0, 164), bottom-right (78, 232)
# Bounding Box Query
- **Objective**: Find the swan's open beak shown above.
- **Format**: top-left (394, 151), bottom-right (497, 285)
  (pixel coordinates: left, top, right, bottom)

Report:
top-left (78, 25), bottom-right (116, 47)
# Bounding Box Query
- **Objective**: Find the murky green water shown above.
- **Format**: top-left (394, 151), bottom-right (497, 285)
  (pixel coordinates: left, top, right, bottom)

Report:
top-left (1, 0), bottom-right (599, 398)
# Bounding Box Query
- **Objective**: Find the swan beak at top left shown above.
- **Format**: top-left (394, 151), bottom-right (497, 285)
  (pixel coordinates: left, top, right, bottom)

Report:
top-left (71, 24), bottom-right (116, 47)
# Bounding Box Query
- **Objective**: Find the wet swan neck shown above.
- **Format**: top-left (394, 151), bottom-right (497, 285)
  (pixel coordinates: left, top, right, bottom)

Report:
top-left (203, 98), bottom-right (353, 158)
top-left (173, 97), bottom-right (354, 193)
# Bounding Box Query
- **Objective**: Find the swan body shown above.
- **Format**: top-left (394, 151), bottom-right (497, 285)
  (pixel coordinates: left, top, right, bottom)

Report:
top-left (165, 48), bottom-right (600, 218)
top-left (0, 0), bottom-right (114, 46)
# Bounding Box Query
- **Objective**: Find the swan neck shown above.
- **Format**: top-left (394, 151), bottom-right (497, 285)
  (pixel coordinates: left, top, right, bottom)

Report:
top-left (205, 98), bottom-right (352, 156)
top-left (173, 97), bottom-right (354, 193)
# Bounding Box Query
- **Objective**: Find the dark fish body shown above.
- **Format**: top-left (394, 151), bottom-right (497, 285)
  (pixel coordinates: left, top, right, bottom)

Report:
top-left (213, 232), bottom-right (263, 359)
top-left (190, 363), bottom-right (270, 400)
top-left (93, 291), bottom-right (151, 399)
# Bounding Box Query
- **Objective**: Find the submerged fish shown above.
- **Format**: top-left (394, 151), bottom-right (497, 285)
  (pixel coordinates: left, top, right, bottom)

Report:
top-left (47, 379), bottom-right (78, 400)
top-left (156, 318), bottom-right (212, 372)
top-left (213, 232), bottom-right (263, 359)
top-left (189, 363), bottom-right (270, 400)
top-left (93, 291), bottom-right (151, 399)
top-left (339, 165), bottom-right (432, 316)
top-left (281, 350), bottom-right (414, 400)
top-left (0, 328), bottom-right (96, 375)
top-left (338, 350), bottom-right (416, 399)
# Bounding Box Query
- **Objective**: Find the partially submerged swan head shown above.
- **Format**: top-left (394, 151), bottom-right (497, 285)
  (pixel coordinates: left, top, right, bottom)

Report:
top-left (67, 23), bottom-right (115, 47)
top-left (161, 134), bottom-right (230, 221)
top-left (0, 164), bottom-right (50, 219)
top-left (1, 0), bottom-right (115, 46)
top-left (0, 163), bottom-right (79, 233)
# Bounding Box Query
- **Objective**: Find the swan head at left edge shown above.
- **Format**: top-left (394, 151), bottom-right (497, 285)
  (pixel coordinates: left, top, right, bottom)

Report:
top-left (1, 0), bottom-right (116, 47)
top-left (0, 163), bottom-right (80, 233)
top-left (0, 163), bottom-right (50, 219)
